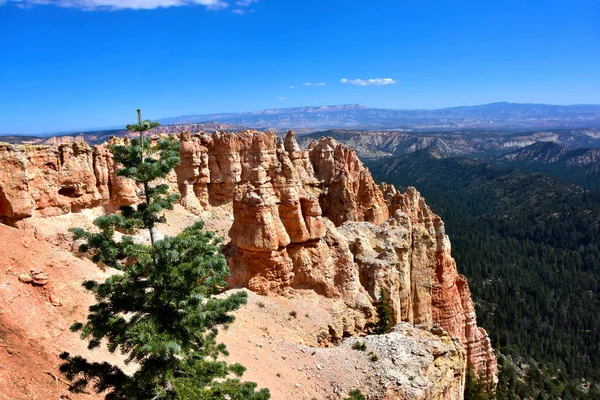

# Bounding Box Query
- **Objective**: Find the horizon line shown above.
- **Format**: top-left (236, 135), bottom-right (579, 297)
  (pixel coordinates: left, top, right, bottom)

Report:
top-left (3, 101), bottom-right (600, 136)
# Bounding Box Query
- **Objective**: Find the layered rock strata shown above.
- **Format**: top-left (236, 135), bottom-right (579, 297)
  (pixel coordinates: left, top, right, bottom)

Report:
top-left (0, 130), bottom-right (496, 382)
top-left (0, 140), bottom-right (137, 221)
top-left (347, 184), bottom-right (498, 383)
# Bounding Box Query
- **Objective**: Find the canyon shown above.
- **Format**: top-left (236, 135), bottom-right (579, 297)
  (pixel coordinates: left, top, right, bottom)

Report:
top-left (0, 130), bottom-right (497, 399)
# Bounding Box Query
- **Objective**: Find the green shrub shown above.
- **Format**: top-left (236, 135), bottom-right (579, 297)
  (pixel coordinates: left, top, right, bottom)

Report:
top-left (352, 341), bottom-right (367, 351)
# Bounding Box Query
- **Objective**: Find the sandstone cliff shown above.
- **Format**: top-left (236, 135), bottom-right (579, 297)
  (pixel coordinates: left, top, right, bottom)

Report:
top-left (379, 184), bottom-right (497, 382)
top-left (0, 222), bottom-right (466, 400)
top-left (0, 141), bottom-right (137, 221)
top-left (0, 130), bottom-right (497, 385)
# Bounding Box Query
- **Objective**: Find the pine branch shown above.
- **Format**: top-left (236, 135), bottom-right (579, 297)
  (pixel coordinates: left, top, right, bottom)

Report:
top-left (61, 109), bottom-right (269, 399)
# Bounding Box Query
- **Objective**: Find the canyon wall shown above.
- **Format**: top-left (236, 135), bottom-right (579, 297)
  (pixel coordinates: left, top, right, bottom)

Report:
top-left (0, 141), bottom-right (137, 220)
top-left (0, 131), bottom-right (496, 383)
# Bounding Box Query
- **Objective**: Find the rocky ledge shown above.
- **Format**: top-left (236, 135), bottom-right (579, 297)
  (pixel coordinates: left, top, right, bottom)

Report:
top-left (0, 130), bottom-right (497, 386)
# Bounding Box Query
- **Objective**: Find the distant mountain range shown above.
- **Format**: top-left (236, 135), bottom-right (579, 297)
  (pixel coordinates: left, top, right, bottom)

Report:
top-left (3, 102), bottom-right (600, 139)
top-left (158, 102), bottom-right (600, 131)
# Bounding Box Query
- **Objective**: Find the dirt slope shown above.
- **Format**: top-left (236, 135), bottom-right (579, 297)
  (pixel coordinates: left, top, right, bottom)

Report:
top-left (0, 223), bottom-right (465, 400)
top-left (0, 224), bottom-right (120, 399)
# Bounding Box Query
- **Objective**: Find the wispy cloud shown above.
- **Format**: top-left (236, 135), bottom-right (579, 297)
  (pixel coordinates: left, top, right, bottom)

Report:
top-left (2, 0), bottom-right (228, 10)
top-left (232, 0), bottom-right (256, 14)
top-left (340, 78), bottom-right (397, 86)
top-left (277, 96), bottom-right (286, 101)
top-left (289, 86), bottom-right (295, 89)
top-left (304, 82), bottom-right (326, 86)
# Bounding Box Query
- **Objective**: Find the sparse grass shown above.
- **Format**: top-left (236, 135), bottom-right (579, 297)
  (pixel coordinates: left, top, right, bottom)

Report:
top-left (368, 351), bottom-right (379, 362)
top-left (257, 301), bottom-right (265, 309)
top-left (289, 310), bottom-right (297, 318)
top-left (305, 313), bottom-right (310, 318)
top-left (352, 341), bottom-right (367, 351)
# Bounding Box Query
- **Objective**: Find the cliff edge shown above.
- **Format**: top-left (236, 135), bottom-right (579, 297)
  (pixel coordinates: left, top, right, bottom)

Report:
top-left (0, 130), bottom-right (498, 395)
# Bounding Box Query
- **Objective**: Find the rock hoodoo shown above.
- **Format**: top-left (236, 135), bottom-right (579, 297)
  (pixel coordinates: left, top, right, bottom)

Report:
top-left (0, 129), bottom-right (497, 383)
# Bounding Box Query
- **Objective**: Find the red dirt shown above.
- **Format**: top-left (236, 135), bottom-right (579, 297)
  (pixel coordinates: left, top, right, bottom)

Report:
top-left (0, 223), bottom-right (119, 400)
top-left (0, 222), bottom-right (389, 399)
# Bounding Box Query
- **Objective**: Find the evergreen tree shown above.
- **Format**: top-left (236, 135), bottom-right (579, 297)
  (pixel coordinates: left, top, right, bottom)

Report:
top-left (495, 356), bottom-right (517, 400)
top-left (375, 288), bottom-right (393, 334)
top-left (59, 110), bottom-right (270, 400)
top-left (464, 367), bottom-right (491, 400)
top-left (370, 151), bottom-right (600, 396)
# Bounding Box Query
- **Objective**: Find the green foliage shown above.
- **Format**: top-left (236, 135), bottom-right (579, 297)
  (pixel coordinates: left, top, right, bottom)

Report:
top-left (464, 367), bottom-right (492, 400)
top-left (370, 149), bottom-right (600, 398)
top-left (494, 356), bottom-right (517, 400)
top-left (344, 389), bottom-right (366, 400)
top-left (60, 110), bottom-right (269, 400)
top-left (368, 351), bottom-right (379, 362)
top-left (375, 288), bottom-right (393, 334)
top-left (352, 341), bottom-right (367, 351)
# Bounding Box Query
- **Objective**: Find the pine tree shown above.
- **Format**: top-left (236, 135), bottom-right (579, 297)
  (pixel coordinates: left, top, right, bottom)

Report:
top-left (375, 288), bottom-right (393, 334)
top-left (495, 356), bottom-right (517, 400)
top-left (59, 110), bottom-right (270, 400)
top-left (464, 367), bottom-right (491, 400)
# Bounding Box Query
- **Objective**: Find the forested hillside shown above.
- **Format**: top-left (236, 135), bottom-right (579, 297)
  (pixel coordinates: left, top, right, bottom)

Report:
top-left (370, 149), bottom-right (600, 399)
top-left (490, 142), bottom-right (600, 190)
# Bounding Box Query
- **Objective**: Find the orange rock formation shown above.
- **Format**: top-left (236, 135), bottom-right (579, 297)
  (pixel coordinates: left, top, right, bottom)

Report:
top-left (0, 130), bottom-right (497, 382)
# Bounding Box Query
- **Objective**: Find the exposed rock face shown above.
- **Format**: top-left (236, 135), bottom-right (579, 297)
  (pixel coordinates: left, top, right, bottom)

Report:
top-left (0, 142), bottom-right (99, 219)
top-left (0, 130), bottom-right (497, 383)
top-left (382, 185), bottom-right (498, 383)
top-left (0, 141), bottom-right (136, 221)
top-left (0, 131), bottom-right (385, 223)
top-left (225, 131), bottom-right (377, 337)
top-left (175, 131), bottom-right (212, 210)
top-left (339, 212), bottom-right (432, 328)
top-left (308, 136), bottom-right (389, 225)
top-left (354, 323), bottom-right (467, 400)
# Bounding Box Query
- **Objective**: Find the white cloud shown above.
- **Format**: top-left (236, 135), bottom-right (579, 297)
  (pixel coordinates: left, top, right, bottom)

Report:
top-left (289, 86), bottom-right (295, 89)
top-left (340, 78), bottom-right (397, 86)
top-left (277, 96), bottom-right (286, 100)
top-left (303, 82), bottom-right (312, 86)
top-left (303, 82), bottom-right (326, 87)
top-left (2, 0), bottom-right (228, 10)
top-left (232, 0), bottom-right (255, 13)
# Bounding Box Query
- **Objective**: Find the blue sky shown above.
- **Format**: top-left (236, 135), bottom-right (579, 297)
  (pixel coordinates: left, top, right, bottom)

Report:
top-left (1, 0), bottom-right (599, 134)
